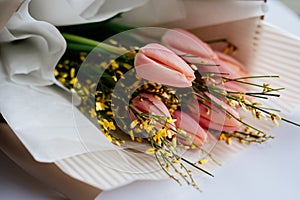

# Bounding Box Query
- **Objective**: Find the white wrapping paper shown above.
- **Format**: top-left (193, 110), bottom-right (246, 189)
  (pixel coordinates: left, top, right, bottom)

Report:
top-left (28, 0), bottom-right (149, 26)
top-left (114, 0), bottom-right (266, 29)
top-left (0, 0), bottom-right (65, 86)
top-left (0, 0), bottom-right (148, 162)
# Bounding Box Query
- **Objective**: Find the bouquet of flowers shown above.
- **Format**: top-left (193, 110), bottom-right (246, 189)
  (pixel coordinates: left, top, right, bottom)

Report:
top-left (54, 21), bottom-right (299, 190)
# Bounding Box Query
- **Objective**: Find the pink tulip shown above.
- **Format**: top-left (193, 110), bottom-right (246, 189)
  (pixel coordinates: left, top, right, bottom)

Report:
top-left (161, 29), bottom-right (246, 92)
top-left (131, 93), bottom-right (171, 117)
top-left (130, 93), bottom-right (173, 131)
top-left (173, 110), bottom-right (207, 147)
top-left (162, 28), bottom-right (218, 64)
top-left (197, 51), bottom-right (250, 94)
top-left (215, 51), bottom-right (251, 93)
top-left (216, 51), bottom-right (248, 78)
top-left (134, 43), bottom-right (195, 87)
top-left (196, 52), bottom-right (248, 77)
top-left (189, 93), bottom-right (241, 132)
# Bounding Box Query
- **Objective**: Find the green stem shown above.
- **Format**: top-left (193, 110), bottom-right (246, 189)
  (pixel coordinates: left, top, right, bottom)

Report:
top-left (282, 118), bottom-right (300, 127)
top-left (226, 95), bottom-right (300, 128)
top-left (181, 157), bottom-right (214, 177)
top-left (227, 92), bottom-right (280, 97)
top-left (62, 33), bottom-right (128, 55)
top-left (66, 43), bottom-right (112, 55)
top-left (199, 92), bottom-right (264, 133)
top-left (229, 75), bottom-right (280, 80)
top-left (222, 77), bottom-right (284, 91)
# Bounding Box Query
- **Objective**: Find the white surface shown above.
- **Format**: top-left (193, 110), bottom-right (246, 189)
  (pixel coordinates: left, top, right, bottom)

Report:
top-left (0, 151), bottom-right (64, 200)
top-left (1, 0), bottom-right (300, 199)
top-left (265, 0), bottom-right (300, 36)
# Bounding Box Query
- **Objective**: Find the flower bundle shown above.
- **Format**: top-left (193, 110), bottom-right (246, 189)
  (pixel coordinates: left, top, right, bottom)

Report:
top-left (55, 23), bottom-right (299, 189)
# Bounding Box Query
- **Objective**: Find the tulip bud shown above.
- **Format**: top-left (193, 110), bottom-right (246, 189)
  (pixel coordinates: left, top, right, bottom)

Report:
top-left (130, 93), bottom-right (174, 136)
top-left (131, 93), bottom-right (171, 118)
top-left (189, 93), bottom-right (241, 132)
top-left (215, 51), bottom-right (250, 93)
top-left (196, 51), bottom-right (250, 94)
top-left (196, 52), bottom-right (248, 77)
top-left (216, 52), bottom-right (248, 78)
top-left (162, 28), bottom-right (218, 64)
top-left (173, 110), bottom-right (207, 147)
top-left (134, 43), bottom-right (195, 88)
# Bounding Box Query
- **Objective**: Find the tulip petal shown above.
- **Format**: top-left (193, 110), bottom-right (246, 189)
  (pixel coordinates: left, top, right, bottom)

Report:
top-left (173, 110), bottom-right (207, 147)
top-left (135, 53), bottom-right (194, 87)
top-left (130, 93), bottom-right (173, 136)
top-left (138, 43), bottom-right (195, 78)
top-left (214, 51), bottom-right (252, 96)
top-left (188, 93), bottom-right (241, 132)
top-left (199, 117), bottom-right (240, 132)
top-left (215, 51), bottom-right (248, 79)
top-left (162, 28), bottom-right (218, 62)
top-left (131, 93), bottom-right (171, 118)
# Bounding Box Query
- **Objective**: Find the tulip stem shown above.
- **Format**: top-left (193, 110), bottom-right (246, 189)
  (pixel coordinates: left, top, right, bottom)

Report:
top-left (181, 157), bottom-right (214, 177)
top-left (282, 118), bottom-right (300, 127)
top-left (192, 84), bottom-right (267, 135)
top-left (200, 92), bottom-right (265, 133)
top-left (229, 75), bottom-right (280, 80)
top-left (62, 33), bottom-right (129, 55)
top-left (150, 138), bottom-right (181, 185)
top-left (227, 91), bottom-right (280, 98)
top-left (258, 107), bottom-right (281, 112)
top-left (66, 42), bottom-right (113, 55)
top-left (222, 77), bottom-right (285, 92)
top-left (227, 95), bottom-right (300, 128)
top-left (222, 131), bottom-right (274, 144)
